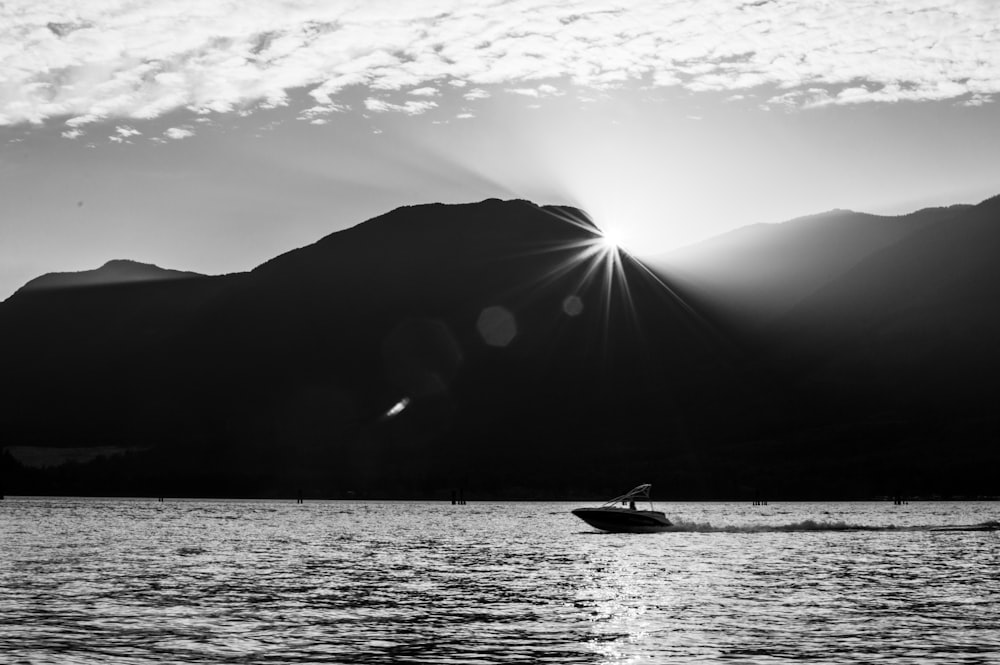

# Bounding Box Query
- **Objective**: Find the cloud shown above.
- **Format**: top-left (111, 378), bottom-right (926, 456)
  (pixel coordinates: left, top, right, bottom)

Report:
top-left (164, 127), bottom-right (194, 140)
top-left (961, 94), bottom-right (994, 107)
top-left (296, 102), bottom-right (348, 121)
top-left (110, 124), bottom-right (139, 142)
top-left (408, 87), bottom-right (439, 97)
top-left (66, 115), bottom-right (101, 128)
top-left (364, 98), bottom-right (437, 115)
top-left (1, 0), bottom-right (997, 129)
top-left (463, 88), bottom-right (491, 101)
top-left (507, 84), bottom-right (561, 97)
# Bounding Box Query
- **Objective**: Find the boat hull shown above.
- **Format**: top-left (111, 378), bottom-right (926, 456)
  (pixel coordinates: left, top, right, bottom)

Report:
top-left (572, 507), bottom-right (673, 533)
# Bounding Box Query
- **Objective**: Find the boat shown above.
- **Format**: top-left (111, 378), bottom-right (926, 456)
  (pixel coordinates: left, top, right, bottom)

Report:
top-left (572, 483), bottom-right (673, 533)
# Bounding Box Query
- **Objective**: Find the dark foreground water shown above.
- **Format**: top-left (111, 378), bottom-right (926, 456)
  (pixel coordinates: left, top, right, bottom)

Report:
top-left (2, 499), bottom-right (998, 664)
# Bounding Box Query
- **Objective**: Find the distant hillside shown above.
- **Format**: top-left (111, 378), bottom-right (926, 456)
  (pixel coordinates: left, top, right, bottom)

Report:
top-left (1, 197), bottom-right (997, 500)
top-left (16, 259), bottom-right (204, 294)
top-left (769, 193), bottom-right (1000, 414)
top-left (651, 206), bottom-right (970, 329)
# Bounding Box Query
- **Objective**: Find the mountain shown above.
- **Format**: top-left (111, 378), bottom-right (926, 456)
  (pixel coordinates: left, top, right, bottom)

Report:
top-left (742, 194), bottom-right (1000, 496)
top-left (651, 206), bottom-right (970, 329)
top-left (16, 259), bottom-right (203, 293)
top-left (0, 200), bottom-right (768, 499)
top-left (2, 197), bottom-right (997, 500)
top-left (642, 196), bottom-right (999, 497)
top-left (771, 193), bottom-right (1000, 405)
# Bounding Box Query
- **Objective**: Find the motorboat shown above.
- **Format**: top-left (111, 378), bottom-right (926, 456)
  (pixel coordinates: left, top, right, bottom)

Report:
top-left (572, 483), bottom-right (672, 533)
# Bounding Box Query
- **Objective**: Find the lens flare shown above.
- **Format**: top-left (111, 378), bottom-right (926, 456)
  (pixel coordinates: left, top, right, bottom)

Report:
top-left (597, 225), bottom-right (625, 251)
top-left (514, 205), bottom-right (730, 362)
top-left (384, 397), bottom-right (410, 418)
top-left (470, 203), bottom-right (730, 374)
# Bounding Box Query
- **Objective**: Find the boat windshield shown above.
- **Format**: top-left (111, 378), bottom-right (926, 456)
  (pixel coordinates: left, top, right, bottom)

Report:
top-left (601, 483), bottom-right (656, 510)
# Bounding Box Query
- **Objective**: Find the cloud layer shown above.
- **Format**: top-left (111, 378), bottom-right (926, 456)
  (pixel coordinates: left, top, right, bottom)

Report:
top-left (2, 0), bottom-right (997, 128)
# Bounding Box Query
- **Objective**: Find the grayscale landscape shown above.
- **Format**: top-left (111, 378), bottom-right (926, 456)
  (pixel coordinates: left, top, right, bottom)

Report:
top-left (1, 1), bottom-right (998, 663)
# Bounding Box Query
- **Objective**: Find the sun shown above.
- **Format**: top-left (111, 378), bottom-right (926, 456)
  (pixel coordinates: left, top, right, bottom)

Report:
top-left (597, 225), bottom-right (625, 251)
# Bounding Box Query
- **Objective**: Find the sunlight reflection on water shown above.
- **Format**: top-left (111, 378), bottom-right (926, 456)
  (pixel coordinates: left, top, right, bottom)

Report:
top-left (1, 499), bottom-right (998, 664)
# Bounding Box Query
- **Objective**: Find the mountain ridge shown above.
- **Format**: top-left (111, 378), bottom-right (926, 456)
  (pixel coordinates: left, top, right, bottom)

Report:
top-left (770, 192), bottom-right (1000, 379)
top-left (2, 197), bottom-right (997, 500)
top-left (650, 204), bottom-right (973, 329)
top-left (3, 199), bottom-right (755, 498)
top-left (15, 259), bottom-right (205, 296)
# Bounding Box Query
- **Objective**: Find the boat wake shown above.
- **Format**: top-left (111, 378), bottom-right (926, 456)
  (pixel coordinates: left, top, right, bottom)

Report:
top-left (656, 518), bottom-right (1000, 534)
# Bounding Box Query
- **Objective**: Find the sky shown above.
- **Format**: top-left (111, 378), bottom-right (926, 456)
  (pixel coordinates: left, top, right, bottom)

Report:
top-left (2, 0), bottom-right (999, 300)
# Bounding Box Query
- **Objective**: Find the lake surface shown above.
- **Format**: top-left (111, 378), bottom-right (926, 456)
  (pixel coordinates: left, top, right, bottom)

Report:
top-left (2, 498), bottom-right (998, 664)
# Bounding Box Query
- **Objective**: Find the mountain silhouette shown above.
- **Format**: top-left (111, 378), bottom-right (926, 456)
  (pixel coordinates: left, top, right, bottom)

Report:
top-left (743, 195), bottom-right (1000, 497)
top-left (652, 206), bottom-right (969, 329)
top-left (17, 259), bottom-right (204, 293)
top-left (770, 194), bottom-right (1000, 409)
top-left (0, 200), bottom-right (764, 499)
top-left (2, 198), bottom-right (997, 500)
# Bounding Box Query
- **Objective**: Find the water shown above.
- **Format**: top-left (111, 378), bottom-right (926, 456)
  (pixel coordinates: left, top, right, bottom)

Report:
top-left (2, 499), bottom-right (998, 664)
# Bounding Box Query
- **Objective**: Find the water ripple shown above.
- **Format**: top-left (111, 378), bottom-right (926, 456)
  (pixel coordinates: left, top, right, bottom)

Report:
top-left (1, 499), bottom-right (997, 664)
